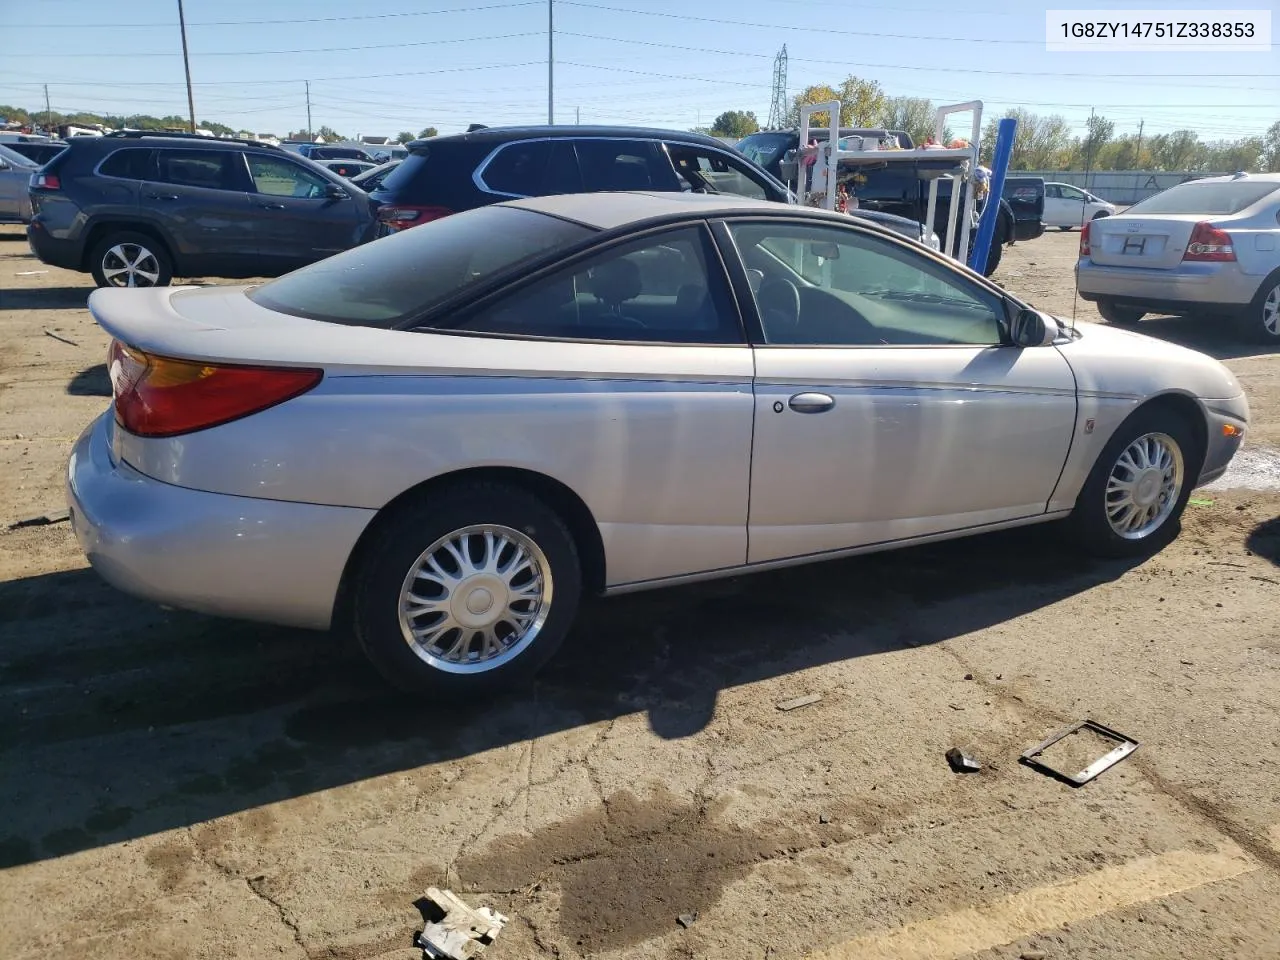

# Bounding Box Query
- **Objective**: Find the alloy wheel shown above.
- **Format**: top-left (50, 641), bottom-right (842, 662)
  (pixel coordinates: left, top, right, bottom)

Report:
top-left (101, 243), bottom-right (161, 288)
top-left (1105, 432), bottom-right (1184, 540)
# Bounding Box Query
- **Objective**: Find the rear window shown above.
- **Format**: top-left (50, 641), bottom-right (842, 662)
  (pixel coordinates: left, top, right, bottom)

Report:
top-left (736, 132), bottom-right (793, 168)
top-left (99, 148), bottom-right (151, 180)
top-left (246, 205), bottom-right (594, 327)
top-left (1128, 179), bottom-right (1280, 216)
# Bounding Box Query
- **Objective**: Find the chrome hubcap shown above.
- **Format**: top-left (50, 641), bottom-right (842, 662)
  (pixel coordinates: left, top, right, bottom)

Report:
top-left (1263, 283), bottom-right (1279, 337)
top-left (398, 524), bottom-right (552, 674)
top-left (101, 243), bottom-right (160, 288)
top-left (1105, 432), bottom-right (1184, 539)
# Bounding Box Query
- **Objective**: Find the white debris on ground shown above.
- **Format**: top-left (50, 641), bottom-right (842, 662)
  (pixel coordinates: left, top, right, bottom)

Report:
top-left (416, 887), bottom-right (509, 960)
top-left (1206, 443), bottom-right (1280, 492)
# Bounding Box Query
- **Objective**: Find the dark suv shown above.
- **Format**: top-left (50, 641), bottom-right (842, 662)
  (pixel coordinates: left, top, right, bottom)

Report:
top-left (369, 125), bottom-right (795, 233)
top-left (27, 132), bottom-right (377, 287)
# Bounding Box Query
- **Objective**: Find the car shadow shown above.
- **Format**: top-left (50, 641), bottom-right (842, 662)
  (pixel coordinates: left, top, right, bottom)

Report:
top-left (0, 526), bottom-right (1140, 869)
top-left (1246, 516), bottom-right (1279, 566)
top-left (67, 363), bottom-right (111, 397)
top-left (0, 286), bottom-right (91, 311)
top-left (1124, 313), bottom-right (1277, 362)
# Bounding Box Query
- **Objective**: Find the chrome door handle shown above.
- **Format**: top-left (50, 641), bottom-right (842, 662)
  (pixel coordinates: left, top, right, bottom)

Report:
top-left (147, 193), bottom-right (179, 201)
top-left (788, 392), bottom-right (835, 413)
top-left (257, 202), bottom-right (286, 210)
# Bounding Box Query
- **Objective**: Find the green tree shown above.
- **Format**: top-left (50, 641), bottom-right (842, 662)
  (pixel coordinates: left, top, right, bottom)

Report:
top-left (787, 76), bottom-right (886, 128)
top-left (397, 130), bottom-right (415, 144)
top-left (317, 125), bottom-right (345, 142)
top-left (1262, 120), bottom-right (1280, 172)
top-left (418, 126), bottom-right (438, 139)
top-left (709, 110), bottom-right (759, 139)
top-left (1148, 130), bottom-right (1201, 171)
top-left (878, 97), bottom-right (937, 147)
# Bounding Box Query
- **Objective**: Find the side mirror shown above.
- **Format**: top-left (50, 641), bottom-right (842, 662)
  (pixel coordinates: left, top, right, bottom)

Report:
top-left (325, 183), bottom-right (348, 200)
top-left (1010, 308), bottom-right (1059, 347)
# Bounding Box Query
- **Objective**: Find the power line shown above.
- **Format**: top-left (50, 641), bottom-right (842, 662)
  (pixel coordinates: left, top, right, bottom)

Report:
top-left (1, 31), bottom-right (543, 58)
top-left (558, 1), bottom-right (1062, 44)
top-left (0, 61), bottom-right (545, 86)
top-left (5, 2), bottom-right (540, 29)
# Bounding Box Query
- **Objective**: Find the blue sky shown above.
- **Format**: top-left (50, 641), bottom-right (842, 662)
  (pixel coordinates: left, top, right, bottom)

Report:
top-left (0, 0), bottom-right (1275, 141)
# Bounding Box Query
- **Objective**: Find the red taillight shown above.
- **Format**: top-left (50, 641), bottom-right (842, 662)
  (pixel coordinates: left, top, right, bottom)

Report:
top-left (1079, 220), bottom-right (1091, 257)
top-left (107, 340), bottom-right (322, 438)
top-left (1183, 221), bottom-right (1235, 262)
top-left (30, 172), bottom-right (60, 190)
top-left (376, 204), bottom-right (453, 231)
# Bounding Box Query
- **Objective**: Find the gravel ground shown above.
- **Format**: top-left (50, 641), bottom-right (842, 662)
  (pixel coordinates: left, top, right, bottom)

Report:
top-left (1, 226), bottom-right (1278, 960)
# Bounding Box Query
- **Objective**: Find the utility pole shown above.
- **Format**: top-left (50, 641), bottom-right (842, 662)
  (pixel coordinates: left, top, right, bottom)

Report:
top-left (43, 84), bottom-right (52, 135)
top-left (1134, 118), bottom-right (1144, 168)
top-left (576, 106), bottom-right (580, 124)
top-left (305, 81), bottom-right (313, 141)
top-left (176, 0), bottom-right (196, 133)
top-left (547, 0), bottom-right (554, 125)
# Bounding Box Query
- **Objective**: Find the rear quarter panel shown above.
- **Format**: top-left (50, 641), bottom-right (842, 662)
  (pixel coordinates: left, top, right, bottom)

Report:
top-left (117, 339), bottom-right (757, 587)
top-left (1226, 203), bottom-right (1280, 280)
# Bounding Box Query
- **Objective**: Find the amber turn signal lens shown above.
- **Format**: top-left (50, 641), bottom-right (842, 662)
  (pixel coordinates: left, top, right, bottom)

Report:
top-left (1222, 423), bottom-right (1243, 438)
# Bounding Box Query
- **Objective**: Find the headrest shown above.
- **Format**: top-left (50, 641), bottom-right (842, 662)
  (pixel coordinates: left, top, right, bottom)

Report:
top-left (587, 257), bottom-right (642, 305)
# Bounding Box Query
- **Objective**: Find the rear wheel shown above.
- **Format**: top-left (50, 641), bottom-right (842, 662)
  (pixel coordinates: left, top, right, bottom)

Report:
top-left (1092, 210), bottom-right (1111, 220)
top-left (352, 483), bottom-right (582, 696)
top-left (1058, 225), bottom-right (1073, 232)
top-left (1064, 407), bottom-right (1198, 558)
top-left (1097, 299), bottom-right (1145, 327)
top-left (1238, 272), bottom-right (1280, 344)
top-left (89, 231), bottom-right (172, 288)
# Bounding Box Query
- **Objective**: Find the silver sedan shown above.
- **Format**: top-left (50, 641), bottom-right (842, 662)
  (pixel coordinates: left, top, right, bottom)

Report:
top-left (68, 192), bottom-right (1249, 695)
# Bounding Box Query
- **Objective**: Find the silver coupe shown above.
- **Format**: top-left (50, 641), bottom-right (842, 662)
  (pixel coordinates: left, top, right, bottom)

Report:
top-left (68, 192), bottom-right (1250, 694)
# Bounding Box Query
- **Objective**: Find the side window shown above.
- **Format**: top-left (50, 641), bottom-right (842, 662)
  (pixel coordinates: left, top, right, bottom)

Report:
top-left (154, 150), bottom-right (240, 190)
top-left (246, 155), bottom-right (330, 198)
top-left (481, 141), bottom-right (555, 196)
top-left (453, 226), bottom-right (741, 344)
top-left (99, 148), bottom-right (152, 180)
top-left (666, 145), bottom-right (769, 200)
top-left (1045, 184), bottom-right (1061, 199)
top-left (727, 221), bottom-right (1005, 347)
top-left (574, 140), bottom-right (678, 193)
top-left (1060, 185), bottom-right (1086, 201)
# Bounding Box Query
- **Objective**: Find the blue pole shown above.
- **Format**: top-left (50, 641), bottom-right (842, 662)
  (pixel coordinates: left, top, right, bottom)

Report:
top-left (968, 116), bottom-right (1017, 273)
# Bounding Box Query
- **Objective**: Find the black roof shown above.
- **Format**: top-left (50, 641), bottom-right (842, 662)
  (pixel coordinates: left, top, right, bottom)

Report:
top-left (407, 125), bottom-right (736, 151)
top-left (95, 131), bottom-right (279, 150)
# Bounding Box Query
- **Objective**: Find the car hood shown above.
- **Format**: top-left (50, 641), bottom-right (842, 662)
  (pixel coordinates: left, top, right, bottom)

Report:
top-left (1052, 318), bottom-right (1243, 401)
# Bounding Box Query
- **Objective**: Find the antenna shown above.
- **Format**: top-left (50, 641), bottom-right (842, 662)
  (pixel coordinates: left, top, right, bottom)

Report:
top-left (767, 45), bottom-right (788, 129)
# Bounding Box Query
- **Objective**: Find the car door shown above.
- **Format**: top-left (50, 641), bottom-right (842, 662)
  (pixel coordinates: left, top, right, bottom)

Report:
top-left (1053, 184), bottom-right (1091, 228)
top-left (663, 142), bottom-right (787, 202)
top-left (721, 218), bottom-right (1077, 564)
top-left (573, 139), bottom-right (682, 193)
top-left (143, 148), bottom-right (258, 272)
top-left (442, 222), bottom-right (755, 586)
top-left (244, 152), bottom-right (363, 271)
top-left (0, 156), bottom-right (28, 221)
top-left (1042, 183), bottom-right (1066, 226)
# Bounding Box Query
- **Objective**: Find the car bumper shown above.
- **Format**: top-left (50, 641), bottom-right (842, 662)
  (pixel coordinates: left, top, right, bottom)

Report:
top-left (66, 413), bottom-right (376, 631)
top-left (1197, 394), bottom-right (1250, 486)
top-left (27, 219), bottom-right (82, 271)
top-left (1076, 259), bottom-right (1255, 311)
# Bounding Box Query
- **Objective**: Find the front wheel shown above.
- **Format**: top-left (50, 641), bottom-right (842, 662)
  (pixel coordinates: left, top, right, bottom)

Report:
top-left (1064, 408), bottom-right (1199, 558)
top-left (352, 483), bottom-right (583, 696)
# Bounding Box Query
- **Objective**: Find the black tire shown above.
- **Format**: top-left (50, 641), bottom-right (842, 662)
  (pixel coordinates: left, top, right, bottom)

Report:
top-left (1064, 406), bottom-right (1200, 558)
top-left (1237, 269), bottom-right (1280, 345)
top-left (983, 239), bottom-right (1002, 277)
top-left (1092, 210), bottom-right (1111, 220)
top-left (89, 231), bottom-right (173, 288)
top-left (1097, 299), bottom-right (1145, 326)
top-left (352, 482), bottom-right (583, 697)
top-left (1058, 225), bottom-right (1073, 232)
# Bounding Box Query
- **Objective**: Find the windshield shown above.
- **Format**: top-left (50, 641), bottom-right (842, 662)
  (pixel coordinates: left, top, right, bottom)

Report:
top-left (0, 143), bottom-right (37, 168)
top-left (1127, 179), bottom-right (1280, 216)
top-left (735, 132), bottom-right (793, 168)
top-left (247, 206), bottom-right (593, 327)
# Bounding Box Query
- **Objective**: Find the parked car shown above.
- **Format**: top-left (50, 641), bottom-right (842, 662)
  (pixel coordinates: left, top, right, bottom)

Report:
top-left (4, 139), bottom-right (68, 166)
top-left (0, 143), bottom-right (38, 223)
top-left (1076, 173), bottom-right (1280, 342)
top-left (318, 159), bottom-right (378, 180)
top-left (735, 128), bottom-right (1017, 276)
top-left (1001, 176), bottom-right (1047, 241)
top-left (350, 159), bottom-right (400, 192)
top-left (68, 193), bottom-right (1248, 695)
top-left (26, 131), bottom-right (377, 287)
top-left (287, 144), bottom-right (376, 163)
top-left (1043, 181), bottom-right (1114, 230)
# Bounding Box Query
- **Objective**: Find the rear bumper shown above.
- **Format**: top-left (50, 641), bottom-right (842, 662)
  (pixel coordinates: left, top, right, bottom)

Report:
top-left (27, 219), bottom-right (83, 271)
top-left (66, 413), bottom-right (376, 630)
top-left (1076, 259), bottom-right (1255, 311)
top-left (1013, 220), bottom-right (1045, 242)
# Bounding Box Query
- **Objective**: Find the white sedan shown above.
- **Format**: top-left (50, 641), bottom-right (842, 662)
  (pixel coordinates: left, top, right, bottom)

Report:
top-left (68, 193), bottom-right (1249, 695)
top-left (1043, 180), bottom-right (1115, 229)
top-left (1077, 173), bottom-right (1280, 342)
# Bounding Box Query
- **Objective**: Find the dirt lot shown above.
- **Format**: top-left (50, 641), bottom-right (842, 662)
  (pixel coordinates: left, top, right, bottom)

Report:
top-left (2, 226), bottom-right (1279, 960)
